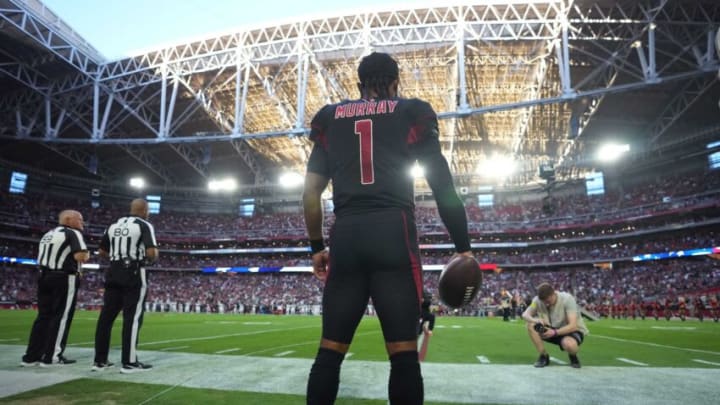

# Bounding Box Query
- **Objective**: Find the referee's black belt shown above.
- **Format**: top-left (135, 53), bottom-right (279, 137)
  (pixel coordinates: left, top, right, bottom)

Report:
top-left (111, 259), bottom-right (144, 268)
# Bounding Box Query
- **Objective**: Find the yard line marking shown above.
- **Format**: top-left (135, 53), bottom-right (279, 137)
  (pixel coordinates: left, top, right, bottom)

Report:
top-left (550, 357), bottom-right (567, 365)
top-left (593, 334), bottom-right (720, 356)
top-left (610, 326), bottom-right (636, 330)
top-left (243, 322), bottom-right (271, 325)
top-left (616, 358), bottom-right (648, 366)
top-left (0, 338), bottom-right (19, 342)
top-left (139, 325), bottom-right (317, 346)
top-left (160, 346), bottom-right (189, 351)
top-left (214, 348), bottom-right (241, 354)
top-left (476, 355), bottom-right (490, 364)
top-left (650, 326), bottom-right (696, 331)
top-left (344, 352), bottom-right (353, 359)
top-left (274, 350), bottom-right (294, 357)
top-left (692, 359), bottom-right (720, 366)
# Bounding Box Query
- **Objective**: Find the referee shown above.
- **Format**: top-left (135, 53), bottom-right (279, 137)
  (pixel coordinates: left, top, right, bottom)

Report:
top-left (21, 210), bottom-right (89, 367)
top-left (93, 199), bottom-right (158, 373)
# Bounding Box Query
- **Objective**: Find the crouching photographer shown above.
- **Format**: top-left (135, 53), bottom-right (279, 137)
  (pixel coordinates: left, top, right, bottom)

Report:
top-left (521, 283), bottom-right (589, 369)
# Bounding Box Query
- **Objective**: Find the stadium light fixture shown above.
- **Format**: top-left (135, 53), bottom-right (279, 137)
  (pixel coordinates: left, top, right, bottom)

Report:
top-left (596, 143), bottom-right (630, 162)
top-left (410, 163), bottom-right (425, 179)
top-left (129, 177), bottom-right (145, 189)
top-left (477, 154), bottom-right (516, 179)
top-left (279, 171), bottom-right (304, 188)
top-left (208, 178), bottom-right (237, 192)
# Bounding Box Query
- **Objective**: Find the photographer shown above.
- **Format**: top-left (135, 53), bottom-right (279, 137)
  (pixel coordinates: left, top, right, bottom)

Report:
top-left (521, 283), bottom-right (588, 368)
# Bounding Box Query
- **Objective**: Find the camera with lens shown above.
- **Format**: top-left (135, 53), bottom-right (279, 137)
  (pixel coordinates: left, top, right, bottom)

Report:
top-left (533, 323), bottom-right (548, 334)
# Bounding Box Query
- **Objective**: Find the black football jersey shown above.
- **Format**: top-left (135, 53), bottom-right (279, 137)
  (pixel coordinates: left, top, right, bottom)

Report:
top-left (307, 97), bottom-right (440, 216)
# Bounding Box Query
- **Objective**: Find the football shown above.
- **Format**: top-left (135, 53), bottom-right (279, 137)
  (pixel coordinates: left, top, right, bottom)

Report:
top-left (438, 255), bottom-right (482, 309)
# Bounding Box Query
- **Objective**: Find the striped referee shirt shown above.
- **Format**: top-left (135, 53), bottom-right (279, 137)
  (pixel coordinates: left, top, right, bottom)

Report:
top-left (37, 226), bottom-right (88, 273)
top-left (101, 216), bottom-right (157, 262)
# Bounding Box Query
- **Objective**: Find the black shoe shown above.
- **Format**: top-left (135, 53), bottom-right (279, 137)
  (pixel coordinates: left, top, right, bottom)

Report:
top-left (40, 356), bottom-right (76, 367)
top-left (120, 361), bottom-right (152, 374)
top-left (91, 362), bottom-right (115, 371)
top-left (534, 353), bottom-right (550, 368)
top-left (58, 356), bottom-right (76, 364)
top-left (569, 354), bottom-right (581, 368)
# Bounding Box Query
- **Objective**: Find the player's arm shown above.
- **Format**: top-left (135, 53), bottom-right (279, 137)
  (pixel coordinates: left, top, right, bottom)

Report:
top-left (304, 108), bottom-right (332, 280)
top-left (410, 101), bottom-right (471, 254)
top-left (303, 169), bottom-right (329, 243)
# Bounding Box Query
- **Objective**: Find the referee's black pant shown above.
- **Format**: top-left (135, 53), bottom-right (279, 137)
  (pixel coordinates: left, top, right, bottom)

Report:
top-left (94, 266), bottom-right (148, 366)
top-left (23, 271), bottom-right (78, 364)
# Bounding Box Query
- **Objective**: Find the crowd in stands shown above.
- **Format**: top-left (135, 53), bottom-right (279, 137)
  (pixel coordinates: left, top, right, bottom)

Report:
top-left (3, 257), bottom-right (720, 319)
top-left (2, 227), bottom-right (716, 270)
top-left (2, 167), bottom-right (720, 318)
top-left (1, 168), bottom-right (719, 245)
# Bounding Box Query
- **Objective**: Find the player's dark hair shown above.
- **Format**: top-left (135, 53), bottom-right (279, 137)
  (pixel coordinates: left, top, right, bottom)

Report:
top-left (537, 283), bottom-right (555, 300)
top-left (357, 52), bottom-right (399, 99)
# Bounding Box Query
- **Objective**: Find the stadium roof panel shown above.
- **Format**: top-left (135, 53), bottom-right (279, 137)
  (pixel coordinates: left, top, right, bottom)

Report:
top-left (0, 0), bottom-right (718, 189)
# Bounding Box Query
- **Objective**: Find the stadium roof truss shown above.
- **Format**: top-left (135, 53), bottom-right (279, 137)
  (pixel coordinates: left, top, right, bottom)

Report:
top-left (0, 0), bottom-right (718, 187)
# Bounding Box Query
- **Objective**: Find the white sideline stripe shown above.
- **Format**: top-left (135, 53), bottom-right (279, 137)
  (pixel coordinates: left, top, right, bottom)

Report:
top-left (344, 352), bottom-right (353, 359)
top-left (3, 345), bottom-right (720, 405)
top-left (274, 350), bottom-right (294, 357)
top-left (139, 325), bottom-right (317, 346)
top-left (214, 348), bottom-right (241, 354)
top-left (692, 359), bottom-right (720, 366)
top-left (67, 340), bottom-right (95, 346)
top-left (617, 358), bottom-right (648, 366)
top-left (159, 346), bottom-right (189, 351)
top-left (476, 355), bottom-right (490, 364)
top-left (593, 334), bottom-right (720, 356)
top-left (550, 356), bottom-right (567, 365)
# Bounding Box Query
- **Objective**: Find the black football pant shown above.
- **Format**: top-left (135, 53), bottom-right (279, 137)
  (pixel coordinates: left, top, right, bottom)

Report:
top-left (307, 209), bottom-right (423, 405)
top-left (94, 267), bottom-right (148, 365)
top-left (23, 272), bottom-right (78, 363)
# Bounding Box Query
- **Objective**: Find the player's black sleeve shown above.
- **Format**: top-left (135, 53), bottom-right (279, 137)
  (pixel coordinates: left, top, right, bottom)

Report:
top-left (409, 100), bottom-right (471, 253)
top-left (307, 143), bottom-right (330, 177)
top-left (307, 105), bottom-right (331, 177)
top-left (308, 105), bottom-right (330, 151)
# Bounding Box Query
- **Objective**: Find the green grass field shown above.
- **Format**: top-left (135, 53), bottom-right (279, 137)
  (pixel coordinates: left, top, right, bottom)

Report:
top-left (1, 310), bottom-right (720, 404)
